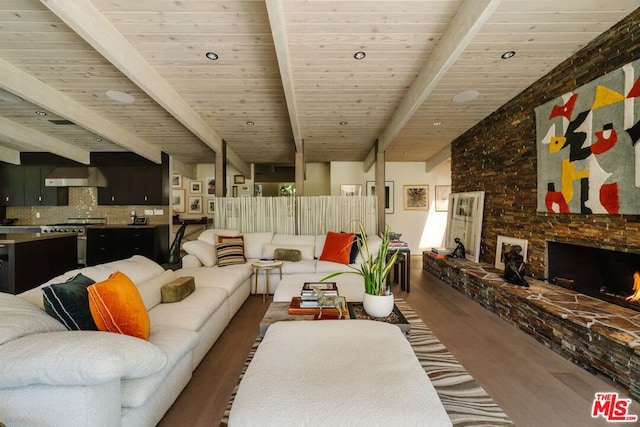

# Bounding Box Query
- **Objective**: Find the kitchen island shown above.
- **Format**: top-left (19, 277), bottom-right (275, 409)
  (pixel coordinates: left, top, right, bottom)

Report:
top-left (0, 233), bottom-right (77, 294)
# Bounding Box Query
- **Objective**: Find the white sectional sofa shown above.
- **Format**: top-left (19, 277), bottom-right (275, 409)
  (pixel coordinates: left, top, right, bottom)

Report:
top-left (180, 228), bottom-right (381, 296)
top-left (0, 229), bottom-right (377, 426)
top-left (0, 254), bottom-right (252, 427)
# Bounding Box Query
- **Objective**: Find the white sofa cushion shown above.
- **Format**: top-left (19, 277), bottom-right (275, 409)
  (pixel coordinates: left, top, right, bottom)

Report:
top-left (121, 326), bottom-right (198, 408)
top-left (176, 265), bottom-right (252, 296)
top-left (276, 259), bottom-right (317, 274)
top-left (272, 234), bottom-right (316, 247)
top-left (354, 235), bottom-right (383, 264)
top-left (262, 243), bottom-right (314, 260)
top-left (0, 331), bottom-right (166, 388)
top-left (137, 270), bottom-right (177, 311)
top-left (0, 293), bottom-right (66, 345)
top-left (315, 260), bottom-right (356, 274)
top-left (182, 240), bottom-right (216, 267)
top-left (314, 235), bottom-right (327, 259)
top-left (181, 254), bottom-right (202, 268)
top-left (243, 232), bottom-right (274, 259)
top-left (148, 287), bottom-right (228, 332)
top-left (197, 228), bottom-right (240, 246)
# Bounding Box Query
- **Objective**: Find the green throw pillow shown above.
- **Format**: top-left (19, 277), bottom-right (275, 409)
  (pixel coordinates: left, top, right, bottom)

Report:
top-left (43, 273), bottom-right (97, 331)
top-left (275, 248), bottom-right (302, 262)
top-left (161, 276), bottom-right (196, 303)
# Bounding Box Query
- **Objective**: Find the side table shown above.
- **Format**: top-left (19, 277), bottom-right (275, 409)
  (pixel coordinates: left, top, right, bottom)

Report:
top-left (251, 261), bottom-right (283, 303)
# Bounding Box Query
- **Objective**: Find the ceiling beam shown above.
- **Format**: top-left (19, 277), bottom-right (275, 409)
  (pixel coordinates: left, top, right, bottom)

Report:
top-left (0, 145), bottom-right (20, 165)
top-left (0, 117), bottom-right (90, 164)
top-left (0, 58), bottom-right (162, 164)
top-left (40, 0), bottom-right (250, 177)
top-left (365, 0), bottom-right (502, 165)
top-left (265, 0), bottom-right (303, 155)
top-left (424, 144), bottom-right (451, 173)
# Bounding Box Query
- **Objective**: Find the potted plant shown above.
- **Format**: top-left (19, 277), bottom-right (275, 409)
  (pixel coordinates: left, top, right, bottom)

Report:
top-left (321, 222), bottom-right (399, 317)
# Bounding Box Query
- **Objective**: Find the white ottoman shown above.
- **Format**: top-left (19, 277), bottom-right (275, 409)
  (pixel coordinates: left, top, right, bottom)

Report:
top-left (228, 320), bottom-right (451, 427)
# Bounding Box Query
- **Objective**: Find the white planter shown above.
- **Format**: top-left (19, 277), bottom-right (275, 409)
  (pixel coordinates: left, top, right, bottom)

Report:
top-left (362, 293), bottom-right (394, 318)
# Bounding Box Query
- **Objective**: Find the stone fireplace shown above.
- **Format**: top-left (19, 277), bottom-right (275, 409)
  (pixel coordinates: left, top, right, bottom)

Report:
top-left (546, 241), bottom-right (640, 312)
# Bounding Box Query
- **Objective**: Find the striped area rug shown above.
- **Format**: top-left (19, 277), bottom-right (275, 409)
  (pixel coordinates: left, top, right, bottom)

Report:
top-left (221, 299), bottom-right (514, 426)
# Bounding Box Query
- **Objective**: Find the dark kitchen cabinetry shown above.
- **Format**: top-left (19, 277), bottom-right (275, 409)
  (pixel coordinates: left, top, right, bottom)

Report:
top-left (0, 164), bottom-right (67, 207)
top-left (86, 225), bottom-right (168, 266)
top-left (93, 152), bottom-right (168, 206)
top-left (24, 165), bottom-right (68, 206)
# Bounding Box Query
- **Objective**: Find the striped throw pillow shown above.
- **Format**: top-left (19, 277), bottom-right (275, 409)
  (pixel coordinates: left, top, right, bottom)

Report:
top-left (216, 237), bottom-right (246, 266)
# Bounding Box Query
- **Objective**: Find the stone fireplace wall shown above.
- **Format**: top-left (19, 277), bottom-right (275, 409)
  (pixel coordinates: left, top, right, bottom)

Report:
top-left (451, 9), bottom-right (640, 279)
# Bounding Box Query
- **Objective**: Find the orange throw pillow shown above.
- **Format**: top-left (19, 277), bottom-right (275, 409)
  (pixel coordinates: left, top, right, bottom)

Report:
top-left (319, 232), bottom-right (355, 264)
top-left (88, 271), bottom-right (150, 340)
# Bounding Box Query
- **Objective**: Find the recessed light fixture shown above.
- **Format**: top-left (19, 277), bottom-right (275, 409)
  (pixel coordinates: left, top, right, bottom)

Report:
top-left (339, 121), bottom-right (348, 126)
top-left (106, 90), bottom-right (135, 104)
top-left (205, 52), bottom-right (219, 60)
top-left (353, 51), bottom-right (366, 60)
top-left (246, 120), bottom-right (255, 126)
top-left (452, 90), bottom-right (480, 103)
top-left (501, 50), bottom-right (516, 59)
top-left (93, 136), bottom-right (103, 142)
top-left (433, 120), bottom-right (442, 126)
top-left (35, 111), bottom-right (47, 116)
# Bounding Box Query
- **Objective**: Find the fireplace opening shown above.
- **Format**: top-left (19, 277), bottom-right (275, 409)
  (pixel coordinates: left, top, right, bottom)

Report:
top-left (546, 241), bottom-right (640, 312)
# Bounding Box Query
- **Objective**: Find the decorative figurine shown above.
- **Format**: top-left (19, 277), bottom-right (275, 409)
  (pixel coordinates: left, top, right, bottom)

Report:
top-left (451, 237), bottom-right (466, 259)
top-left (503, 245), bottom-right (529, 287)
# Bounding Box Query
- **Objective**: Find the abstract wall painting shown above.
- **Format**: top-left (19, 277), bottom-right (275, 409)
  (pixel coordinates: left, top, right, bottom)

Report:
top-left (535, 59), bottom-right (640, 214)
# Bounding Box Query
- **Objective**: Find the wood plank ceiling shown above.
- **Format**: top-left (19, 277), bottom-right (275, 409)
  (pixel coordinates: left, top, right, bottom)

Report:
top-left (0, 0), bottom-right (637, 170)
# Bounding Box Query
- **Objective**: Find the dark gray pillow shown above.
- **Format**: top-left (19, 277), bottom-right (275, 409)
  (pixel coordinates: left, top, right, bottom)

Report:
top-left (42, 273), bottom-right (97, 330)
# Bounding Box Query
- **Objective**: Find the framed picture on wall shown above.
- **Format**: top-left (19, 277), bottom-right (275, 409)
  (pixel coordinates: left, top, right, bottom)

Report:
top-left (188, 196), bottom-right (203, 214)
top-left (205, 177), bottom-right (216, 195)
top-left (190, 181), bottom-right (202, 194)
top-left (366, 181), bottom-right (394, 214)
top-left (234, 174), bottom-right (245, 184)
top-left (340, 184), bottom-right (362, 196)
top-left (435, 185), bottom-right (451, 212)
top-left (403, 185), bottom-right (429, 210)
top-left (172, 189), bottom-right (185, 213)
top-left (207, 198), bottom-right (215, 214)
top-left (172, 174), bottom-right (182, 188)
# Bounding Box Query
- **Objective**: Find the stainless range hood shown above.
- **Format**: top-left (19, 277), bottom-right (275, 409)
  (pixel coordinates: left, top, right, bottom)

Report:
top-left (45, 167), bottom-right (107, 187)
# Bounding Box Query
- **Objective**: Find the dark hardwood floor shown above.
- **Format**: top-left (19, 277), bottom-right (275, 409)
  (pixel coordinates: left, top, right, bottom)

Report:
top-left (159, 256), bottom-right (637, 427)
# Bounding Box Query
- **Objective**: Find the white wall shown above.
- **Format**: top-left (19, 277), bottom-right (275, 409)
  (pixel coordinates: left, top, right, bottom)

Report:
top-left (330, 161), bottom-right (451, 254)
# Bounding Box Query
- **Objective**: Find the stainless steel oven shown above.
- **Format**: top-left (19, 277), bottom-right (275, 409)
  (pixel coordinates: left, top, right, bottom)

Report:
top-left (41, 218), bottom-right (106, 265)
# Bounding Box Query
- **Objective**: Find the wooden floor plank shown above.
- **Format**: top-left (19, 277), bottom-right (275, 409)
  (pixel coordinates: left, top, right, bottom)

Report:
top-left (159, 256), bottom-right (637, 426)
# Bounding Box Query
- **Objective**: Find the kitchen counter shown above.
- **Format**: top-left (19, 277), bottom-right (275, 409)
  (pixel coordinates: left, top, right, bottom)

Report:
top-left (87, 223), bottom-right (168, 229)
top-left (0, 233), bottom-right (77, 294)
top-left (0, 232), bottom-right (76, 244)
top-left (0, 226), bottom-right (43, 234)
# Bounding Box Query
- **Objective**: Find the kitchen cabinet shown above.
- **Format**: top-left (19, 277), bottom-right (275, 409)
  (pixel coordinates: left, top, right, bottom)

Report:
top-left (0, 233), bottom-right (77, 294)
top-left (0, 164), bottom-right (68, 206)
top-left (93, 152), bottom-right (168, 206)
top-left (24, 165), bottom-right (68, 206)
top-left (86, 225), bottom-right (168, 266)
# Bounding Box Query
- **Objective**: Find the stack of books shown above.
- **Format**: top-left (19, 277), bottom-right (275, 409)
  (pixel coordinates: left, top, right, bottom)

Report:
top-left (299, 282), bottom-right (338, 308)
top-left (429, 247), bottom-right (452, 259)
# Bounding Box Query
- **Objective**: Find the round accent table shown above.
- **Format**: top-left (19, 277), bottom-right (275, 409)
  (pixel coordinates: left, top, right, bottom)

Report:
top-left (251, 261), bottom-right (283, 303)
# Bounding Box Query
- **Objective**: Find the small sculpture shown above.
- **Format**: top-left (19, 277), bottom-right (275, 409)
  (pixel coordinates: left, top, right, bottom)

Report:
top-left (503, 245), bottom-right (529, 287)
top-left (314, 289), bottom-right (347, 319)
top-left (451, 237), bottom-right (466, 259)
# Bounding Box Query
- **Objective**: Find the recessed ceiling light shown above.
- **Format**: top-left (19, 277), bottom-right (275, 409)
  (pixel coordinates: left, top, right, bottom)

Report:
top-left (246, 121), bottom-right (255, 126)
top-left (35, 111), bottom-right (47, 116)
top-left (93, 136), bottom-right (103, 142)
top-left (353, 51), bottom-right (366, 60)
top-left (106, 90), bottom-right (135, 104)
top-left (339, 121), bottom-right (348, 126)
top-left (433, 120), bottom-right (442, 126)
top-left (0, 89), bottom-right (22, 102)
top-left (501, 51), bottom-right (516, 59)
top-left (205, 52), bottom-right (219, 60)
top-left (452, 90), bottom-right (480, 103)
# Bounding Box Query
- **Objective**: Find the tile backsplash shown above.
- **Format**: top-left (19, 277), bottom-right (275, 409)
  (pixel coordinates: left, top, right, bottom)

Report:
top-left (6, 187), bottom-right (169, 226)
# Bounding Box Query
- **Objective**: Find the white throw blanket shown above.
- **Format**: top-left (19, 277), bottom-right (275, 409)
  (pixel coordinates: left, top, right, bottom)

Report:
top-left (228, 320), bottom-right (451, 426)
